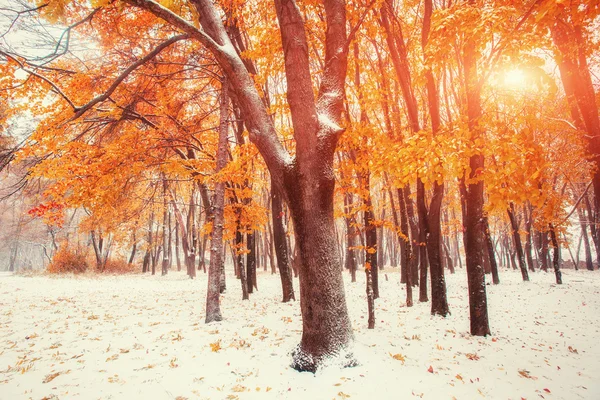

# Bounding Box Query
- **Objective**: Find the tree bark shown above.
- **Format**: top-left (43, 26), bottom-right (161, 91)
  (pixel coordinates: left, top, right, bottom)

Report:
top-left (271, 177), bottom-right (295, 302)
top-left (549, 223), bottom-right (562, 284)
top-left (523, 204), bottom-right (535, 272)
top-left (483, 216), bottom-right (500, 284)
top-left (343, 193), bottom-right (358, 283)
top-left (577, 206), bottom-right (594, 271)
top-left (246, 230), bottom-right (256, 294)
top-left (507, 203), bottom-right (530, 281)
top-left (161, 176), bottom-right (169, 276)
top-left (462, 0), bottom-right (490, 336)
top-left (205, 77), bottom-right (229, 324)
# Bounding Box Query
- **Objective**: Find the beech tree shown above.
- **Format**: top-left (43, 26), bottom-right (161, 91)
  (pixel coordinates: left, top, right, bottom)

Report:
top-left (8, 0), bottom-right (355, 371)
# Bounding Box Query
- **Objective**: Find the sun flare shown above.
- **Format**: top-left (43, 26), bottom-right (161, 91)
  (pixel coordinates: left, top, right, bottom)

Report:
top-left (503, 68), bottom-right (526, 88)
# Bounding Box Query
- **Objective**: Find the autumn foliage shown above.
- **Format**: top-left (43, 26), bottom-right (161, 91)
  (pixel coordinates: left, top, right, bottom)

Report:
top-left (47, 244), bottom-right (89, 274)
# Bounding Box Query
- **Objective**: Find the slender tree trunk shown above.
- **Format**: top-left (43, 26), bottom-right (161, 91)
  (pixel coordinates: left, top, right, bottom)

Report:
top-left (128, 233), bottom-right (137, 265)
top-left (507, 203), bottom-right (530, 281)
top-left (363, 173), bottom-right (379, 299)
top-left (539, 231), bottom-right (549, 272)
top-left (389, 184), bottom-right (413, 307)
top-left (483, 216), bottom-right (500, 284)
top-left (523, 204), bottom-right (535, 272)
top-left (246, 231), bottom-right (256, 294)
top-left (403, 186), bottom-right (420, 287)
top-left (175, 218), bottom-right (181, 271)
top-left (205, 77), bottom-right (229, 323)
top-left (161, 176), bottom-right (169, 276)
top-left (272, 177), bottom-right (295, 302)
top-left (344, 193), bottom-right (358, 283)
top-left (584, 194), bottom-right (600, 268)
top-left (366, 263), bottom-right (375, 329)
top-left (577, 207), bottom-right (594, 271)
top-left (427, 181), bottom-right (449, 316)
top-left (549, 224), bottom-right (562, 284)
top-left (398, 188), bottom-right (413, 307)
top-left (462, 1), bottom-right (490, 336)
top-left (236, 226), bottom-right (249, 301)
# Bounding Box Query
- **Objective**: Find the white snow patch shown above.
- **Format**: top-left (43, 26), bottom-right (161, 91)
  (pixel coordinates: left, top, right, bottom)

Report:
top-left (0, 268), bottom-right (599, 399)
top-left (318, 112), bottom-right (343, 133)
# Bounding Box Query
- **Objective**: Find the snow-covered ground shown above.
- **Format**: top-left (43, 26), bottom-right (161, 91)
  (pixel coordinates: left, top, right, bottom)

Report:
top-left (1, 267), bottom-right (599, 400)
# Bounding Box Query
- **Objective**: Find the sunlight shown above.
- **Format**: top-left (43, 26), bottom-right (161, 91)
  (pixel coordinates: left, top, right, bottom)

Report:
top-left (502, 68), bottom-right (527, 88)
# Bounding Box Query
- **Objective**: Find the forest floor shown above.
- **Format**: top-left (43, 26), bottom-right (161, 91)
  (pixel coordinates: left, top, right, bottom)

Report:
top-left (0, 266), bottom-right (599, 400)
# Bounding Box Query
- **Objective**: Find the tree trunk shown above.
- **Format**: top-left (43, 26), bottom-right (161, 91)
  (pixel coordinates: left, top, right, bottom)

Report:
top-left (426, 181), bottom-right (449, 316)
top-left (366, 263), bottom-right (375, 329)
top-left (403, 186), bottom-right (420, 287)
top-left (236, 226), bottom-right (249, 301)
top-left (417, 181), bottom-right (429, 304)
top-left (161, 176), bottom-right (169, 276)
top-left (128, 232), bottom-right (137, 265)
top-left (507, 203), bottom-right (530, 281)
top-left (344, 193), bottom-right (358, 283)
top-left (584, 194), bottom-right (600, 268)
top-left (271, 177), bottom-right (295, 302)
top-left (523, 204), bottom-right (535, 272)
top-left (577, 206), bottom-right (594, 271)
top-left (483, 216), bottom-right (500, 284)
top-left (549, 224), bottom-right (562, 284)
top-left (286, 175), bottom-right (354, 371)
top-left (398, 188), bottom-right (413, 307)
top-left (205, 77), bottom-right (229, 324)
top-left (462, 1), bottom-right (490, 336)
top-left (363, 173), bottom-right (379, 300)
top-left (175, 218), bottom-right (181, 271)
top-left (246, 231), bottom-right (256, 294)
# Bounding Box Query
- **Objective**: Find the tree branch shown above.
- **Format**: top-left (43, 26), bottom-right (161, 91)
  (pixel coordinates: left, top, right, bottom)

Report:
top-left (70, 34), bottom-right (189, 120)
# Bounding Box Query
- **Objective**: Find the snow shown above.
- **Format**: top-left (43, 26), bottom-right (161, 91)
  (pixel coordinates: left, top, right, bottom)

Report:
top-left (318, 112), bottom-right (343, 134)
top-left (1, 268), bottom-right (599, 399)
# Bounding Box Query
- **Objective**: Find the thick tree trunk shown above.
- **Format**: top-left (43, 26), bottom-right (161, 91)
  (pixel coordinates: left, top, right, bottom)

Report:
top-left (286, 177), bottom-right (354, 371)
top-left (271, 178), bottom-right (295, 302)
top-left (551, 21), bottom-right (600, 232)
top-left (507, 203), bottom-right (530, 281)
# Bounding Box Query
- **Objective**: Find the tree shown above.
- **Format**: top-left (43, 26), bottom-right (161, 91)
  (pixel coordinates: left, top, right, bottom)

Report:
top-left (19, 0), bottom-right (355, 372)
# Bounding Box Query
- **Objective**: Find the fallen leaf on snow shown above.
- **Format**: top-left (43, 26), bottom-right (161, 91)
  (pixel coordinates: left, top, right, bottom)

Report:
top-left (390, 353), bottom-right (406, 364)
top-left (43, 370), bottom-right (69, 384)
